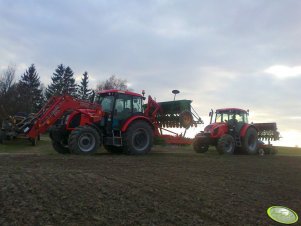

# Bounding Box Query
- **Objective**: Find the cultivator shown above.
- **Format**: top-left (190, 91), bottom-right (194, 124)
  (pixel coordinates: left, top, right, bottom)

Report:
top-left (253, 123), bottom-right (280, 141)
top-left (156, 100), bottom-right (201, 128)
top-left (253, 122), bottom-right (280, 155)
top-left (144, 97), bottom-right (203, 145)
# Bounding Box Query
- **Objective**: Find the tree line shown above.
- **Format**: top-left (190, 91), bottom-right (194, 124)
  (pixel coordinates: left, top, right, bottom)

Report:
top-left (0, 64), bottom-right (129, 121)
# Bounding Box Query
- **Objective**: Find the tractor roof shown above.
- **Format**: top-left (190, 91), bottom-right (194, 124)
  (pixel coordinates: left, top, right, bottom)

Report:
top-left (216, 108), bottom-right (248, 113)
top-left (97, 89), bottom-right (143, 97)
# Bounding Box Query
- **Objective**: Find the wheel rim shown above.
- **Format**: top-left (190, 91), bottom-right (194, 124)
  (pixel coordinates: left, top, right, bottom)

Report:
top-left (248, 134), bottom-right (257, 151)
top-left (132, 129), bottom-right (149, 151)
top-left (78, 133), bottom-right (96, 152)
top-left (224, 140), bottom-right (233, 153)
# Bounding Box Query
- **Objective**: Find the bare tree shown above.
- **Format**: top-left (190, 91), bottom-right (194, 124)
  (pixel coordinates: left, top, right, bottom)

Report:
top-left (96, 75), bottom-right (129, 92)
top-left (0, 66), bottom-right (16, 94)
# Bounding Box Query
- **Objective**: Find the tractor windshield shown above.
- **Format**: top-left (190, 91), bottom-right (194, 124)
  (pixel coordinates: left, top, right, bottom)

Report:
top-left (215, 111), bottom-right (248, 123)
top-left (95, 92), bottom-right (144, 115)
top-left (95, 94), bottom-right (115, 113)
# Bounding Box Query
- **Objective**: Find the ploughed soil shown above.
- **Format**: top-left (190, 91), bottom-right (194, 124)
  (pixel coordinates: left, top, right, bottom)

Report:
top-left (0, 146), bottom-right (301, 226)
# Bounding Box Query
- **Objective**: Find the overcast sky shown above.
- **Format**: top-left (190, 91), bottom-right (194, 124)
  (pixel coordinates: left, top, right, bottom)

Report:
top-left (0, 0), bottom-right (300, 146)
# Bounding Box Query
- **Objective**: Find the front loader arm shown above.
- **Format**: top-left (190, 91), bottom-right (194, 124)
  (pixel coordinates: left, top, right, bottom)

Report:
top-left (26, 95), bottom-right (102, 139)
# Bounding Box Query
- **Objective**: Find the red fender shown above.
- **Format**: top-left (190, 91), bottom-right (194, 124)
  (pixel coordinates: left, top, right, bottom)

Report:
top-left (240, 124), bottom-right (258, 137)
top-left (121, 115), bottom-right (154, 132)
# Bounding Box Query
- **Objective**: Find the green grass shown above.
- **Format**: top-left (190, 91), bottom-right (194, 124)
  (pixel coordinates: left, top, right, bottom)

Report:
top-left (275, 146), bottom-right (301, 156)
top-left (0, 135), bottom-right (55, 155)
top-left (0, 136), bottom-right (301, 156)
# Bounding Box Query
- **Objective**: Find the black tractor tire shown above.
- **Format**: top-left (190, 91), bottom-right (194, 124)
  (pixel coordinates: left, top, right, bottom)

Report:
top-left (49, 126), bottom-right (68, 143)
top-left (193, 137), bottom-right (209, 153)
top-left (217, 134), bottom-right (235, 155)
top-left (242, 127), bottom-right (258, 155)
top-left (104, 145), bottom-right (124, 154)
top-left (179, 111), bottom-right (193, 129)
top-left (123, 121), bottom-right (153, 155)
top-left (68, 126), bottom-right (101, 155)
top-left (52, 141), bottom-right (70, 154)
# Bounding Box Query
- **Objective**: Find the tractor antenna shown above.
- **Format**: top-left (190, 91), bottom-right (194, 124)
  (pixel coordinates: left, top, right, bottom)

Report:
top-left (172, 90), bottom-right (180, 101)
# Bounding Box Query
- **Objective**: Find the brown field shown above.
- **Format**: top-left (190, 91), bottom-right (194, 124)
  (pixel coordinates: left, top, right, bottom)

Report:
top-left (0, 138), bottom-right (301, 226)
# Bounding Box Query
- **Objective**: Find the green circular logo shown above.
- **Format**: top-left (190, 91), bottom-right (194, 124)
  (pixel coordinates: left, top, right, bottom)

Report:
top-left (267, 206), bottom-right (299, 224)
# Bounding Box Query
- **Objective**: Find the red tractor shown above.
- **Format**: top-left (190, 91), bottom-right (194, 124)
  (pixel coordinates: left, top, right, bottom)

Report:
top-left (193, 108), bottom-right (273, 155)
top-left (1, 89), bottom-right (202, 154)
top-left (47, 90), bottom-right (155, 155)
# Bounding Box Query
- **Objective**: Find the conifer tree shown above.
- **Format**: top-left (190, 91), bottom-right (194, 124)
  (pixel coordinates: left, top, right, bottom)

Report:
top-left (78, 71), bottom-right (92, 100)
top-left (45, 64), bottom-right (77, 99)
top-left (19, 64), bottom-right (44, 112)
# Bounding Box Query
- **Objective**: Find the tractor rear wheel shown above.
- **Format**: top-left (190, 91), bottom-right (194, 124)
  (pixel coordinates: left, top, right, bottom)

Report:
top-left (68, 126), bottom-right (100, 155)
top-left (123, 121), bottom-right (153, 155)
top-left (52, 141), bottom-right (70, 154)
top-left (104, 145), bottom-right (123, 154)
top-left (217, 134), bottom-right (235, 155)
top-left (193, 137), bottom-right (209, 153)
top-left (242, 127), bottom-right (258, 155)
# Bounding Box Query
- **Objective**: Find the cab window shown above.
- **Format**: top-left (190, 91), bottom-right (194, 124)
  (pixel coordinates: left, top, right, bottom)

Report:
top-left (114, 94), bottom-right (132, 119)
top-left (133, 97), bottom-right (143, 113)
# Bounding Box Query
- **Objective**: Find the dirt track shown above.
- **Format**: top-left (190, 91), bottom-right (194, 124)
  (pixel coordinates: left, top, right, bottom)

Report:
top-left (0, 148), bottom-right (301, 226)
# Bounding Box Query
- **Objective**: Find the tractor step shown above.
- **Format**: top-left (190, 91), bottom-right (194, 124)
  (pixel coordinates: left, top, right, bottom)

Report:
top-left (235, 134), bottom-right (241, 147)
top-left (112, 130), bottom-right (123, 146)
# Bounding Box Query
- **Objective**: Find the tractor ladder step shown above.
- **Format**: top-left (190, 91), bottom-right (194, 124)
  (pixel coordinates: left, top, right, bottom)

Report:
top-left (112, 130), bottom-right (123, 146)
top-left (235, 134), bottom-right (241, 147)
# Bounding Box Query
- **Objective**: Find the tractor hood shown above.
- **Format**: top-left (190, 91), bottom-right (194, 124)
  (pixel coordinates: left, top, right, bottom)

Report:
top-left (204, 122), bottom-right (228, 137)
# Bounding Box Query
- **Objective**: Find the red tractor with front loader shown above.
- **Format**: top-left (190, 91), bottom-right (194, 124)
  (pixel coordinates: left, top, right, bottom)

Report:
top-left (193, 108), bottom-right (279, 155)
top-left (0, 90), bottom-right (202, 154)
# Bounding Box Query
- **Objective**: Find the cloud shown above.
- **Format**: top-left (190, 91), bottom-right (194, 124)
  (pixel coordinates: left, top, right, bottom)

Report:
top-left (273, 130), bottom-right (301, 147)
top-left (0, 0), bottom-right (301, 146)
top-left (264, 65), bottom-right (301, 79)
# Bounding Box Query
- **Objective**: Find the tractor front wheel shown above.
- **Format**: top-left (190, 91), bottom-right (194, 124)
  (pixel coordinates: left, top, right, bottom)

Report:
top-left (242, 127), bottom-right (258, 155)
top-left (68, 126), bottom-right (100, 155)
top-left (52, 141), bottom-right (70, 154)
top-left (217, 134), bottom-right (235, 155)
top-left (123, 121), bottom-right (153, 155)
top-left (193, 137), bottom-right (209, 153)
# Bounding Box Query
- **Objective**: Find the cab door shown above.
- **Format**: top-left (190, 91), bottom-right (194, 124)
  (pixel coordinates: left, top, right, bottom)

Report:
top-left (112, 94), bottom-right (133, 129)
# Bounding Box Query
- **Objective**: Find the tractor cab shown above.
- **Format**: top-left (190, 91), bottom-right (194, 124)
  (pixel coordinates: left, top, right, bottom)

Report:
top-left (95, 90), bottom-right (144, 130)
top-left (208, 108), bottom-right (248, 133)
top-left (204, 108), bottom-right (250, 139)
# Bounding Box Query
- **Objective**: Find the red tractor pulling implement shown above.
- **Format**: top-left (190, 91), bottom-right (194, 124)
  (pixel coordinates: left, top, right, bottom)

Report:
top-left (193, 108), bottom-right (280, 155)
top-left (0, 90), bottom-right (202, 154)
